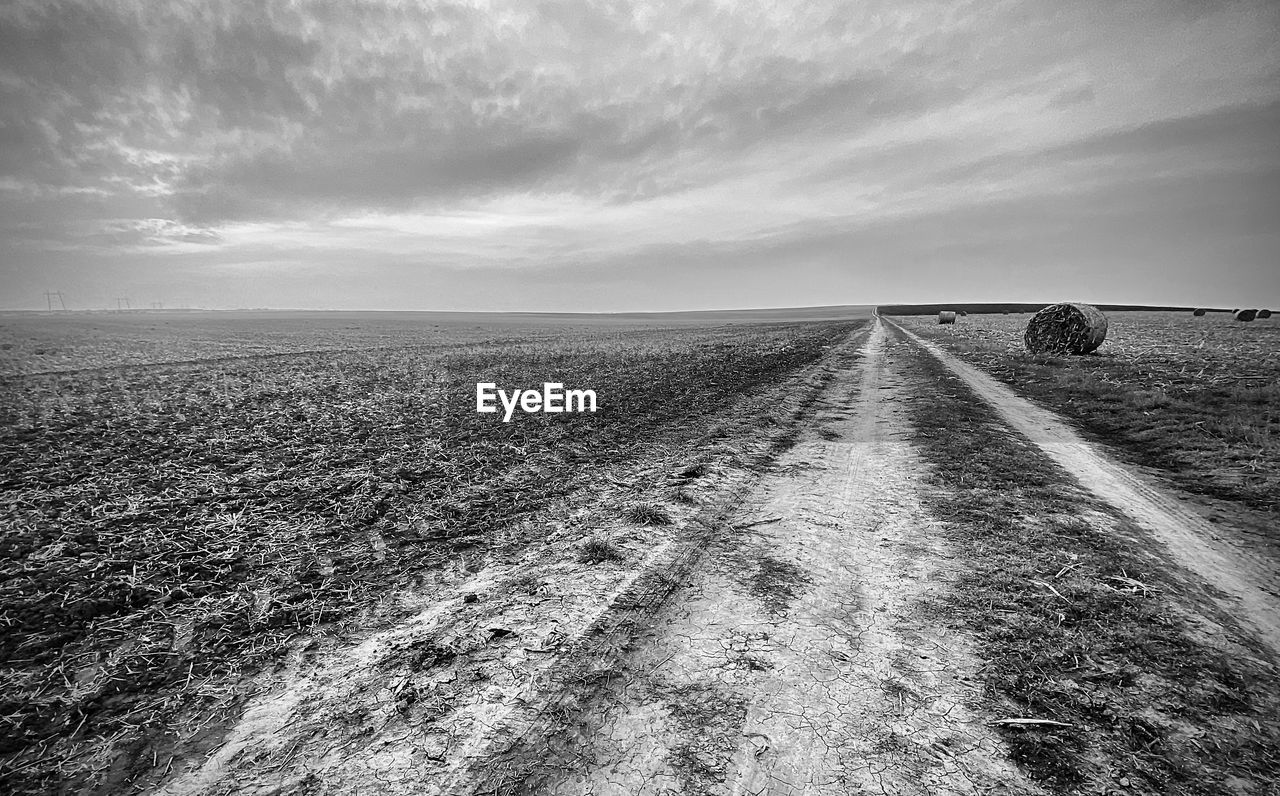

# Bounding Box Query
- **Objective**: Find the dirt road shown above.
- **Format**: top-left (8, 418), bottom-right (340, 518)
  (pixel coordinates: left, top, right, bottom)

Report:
top-left (542, 321), bottom-right (1040, 795)
top-left (893, 321), bottom-right (1280, 654)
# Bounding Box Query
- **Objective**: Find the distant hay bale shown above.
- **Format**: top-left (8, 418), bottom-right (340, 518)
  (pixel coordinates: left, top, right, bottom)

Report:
top-left (1024, 302), bottom-right (1108, 355)
top-left (1234, 309), bottom-right (1258, 322)
top-left (938, 311), bottom-right (957, 324)
top-left (1258, 309), bottom-right (1273, 319)
top-left (1192, 308), bottom-right (1206, 316)
top-left (958, 310), bottom-right (969, 317)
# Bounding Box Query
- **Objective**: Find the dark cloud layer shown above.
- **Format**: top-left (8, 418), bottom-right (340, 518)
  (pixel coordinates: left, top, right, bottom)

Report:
top-left (2, 0), bottom-right (988, 222)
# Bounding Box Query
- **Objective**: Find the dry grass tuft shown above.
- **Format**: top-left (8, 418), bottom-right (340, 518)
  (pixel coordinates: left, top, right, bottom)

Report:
top-left (623, 503), bottom-right (674, 526)
top-left (671, 487), bottom-right (699, 505)
top-left (578, 536), bottom-right (625, 565)
top-left (747, 555), bottom-right (811, 614)
top-left (675, 462), bottom-right (709, 479)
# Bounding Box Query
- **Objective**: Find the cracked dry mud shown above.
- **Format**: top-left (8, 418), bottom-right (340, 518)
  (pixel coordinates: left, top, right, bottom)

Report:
top-left (550, 322), bottom-right (1041, 796)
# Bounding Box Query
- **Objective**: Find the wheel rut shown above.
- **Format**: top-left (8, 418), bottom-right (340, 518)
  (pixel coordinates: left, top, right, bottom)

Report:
top-left (892, 320), bottom-right (1280, 655)
top-left (551, 320), bottom-right (1039, 795)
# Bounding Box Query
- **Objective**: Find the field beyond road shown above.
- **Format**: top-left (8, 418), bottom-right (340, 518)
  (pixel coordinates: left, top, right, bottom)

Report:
top-left (1, 307), bottom-right (1277, 796)
top-left (0, 306), bottom-right (875, 377)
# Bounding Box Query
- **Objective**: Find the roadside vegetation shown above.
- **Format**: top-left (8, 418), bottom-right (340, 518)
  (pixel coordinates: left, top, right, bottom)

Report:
top-left (0, 319), bottom-right (859, 794)
top-left (896, 311), bottom-right (1280, 517)
top-left (894, 327), bottom-right (1280, 794)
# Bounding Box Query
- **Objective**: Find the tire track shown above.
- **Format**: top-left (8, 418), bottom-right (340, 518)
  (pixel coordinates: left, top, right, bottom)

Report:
top-left (550, 319), bottom-right (1039, 795)
top-left (892, 320), bottom-right (1280, 655)
top-left (140, 329), bottom-right (857, 796)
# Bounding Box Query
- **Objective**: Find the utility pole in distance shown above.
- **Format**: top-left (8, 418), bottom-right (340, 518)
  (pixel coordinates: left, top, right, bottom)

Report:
top-left (116, 297), bottom-right (131, 312)
top-left (44, 291), bottom-right (66, 312)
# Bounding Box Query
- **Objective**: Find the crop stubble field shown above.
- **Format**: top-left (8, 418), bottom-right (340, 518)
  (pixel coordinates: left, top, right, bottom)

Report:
top-left (3, 308), bottom-right (1278, 796)
top-left (0, 312), bottom-right (861, 794)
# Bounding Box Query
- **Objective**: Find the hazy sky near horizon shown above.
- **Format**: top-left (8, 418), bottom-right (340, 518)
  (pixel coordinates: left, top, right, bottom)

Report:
top-left (1, 0), bottom-right (1277, 311)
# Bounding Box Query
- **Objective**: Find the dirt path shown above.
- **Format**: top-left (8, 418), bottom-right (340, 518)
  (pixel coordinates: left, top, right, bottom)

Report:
top-left (547, 321), bottom-right (1040, 795)
top-left (149, 473), bottom-right (751, 796)
top-left (892, 321), bottom-right (1280, 654)
top-left (140, 330), bottom-right (851, 796)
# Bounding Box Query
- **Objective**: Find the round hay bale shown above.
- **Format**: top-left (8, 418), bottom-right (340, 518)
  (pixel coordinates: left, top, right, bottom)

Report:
top-left (1024, 302), bottom-right (1108, 354)
top-left (938, 311), bottom-right (957, 325)
top-left (1234, 309), bottom-right (1257, 322)
top-left (1258, 309), bottom-right (1272, 319)
top-left (1192, 308), bottom-right (1206, 316)
top-left (958, 310), bottom-right (969, 317)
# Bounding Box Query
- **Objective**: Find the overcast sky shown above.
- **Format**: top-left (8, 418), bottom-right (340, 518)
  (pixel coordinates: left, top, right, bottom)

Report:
top-left (1, 0), bottom-right (1277, 311)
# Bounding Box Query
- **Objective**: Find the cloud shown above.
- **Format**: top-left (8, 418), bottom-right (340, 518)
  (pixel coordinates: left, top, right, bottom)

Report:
top-left (4, 216), bottom-right (222, 252)
top-left (1048, 85), bottom-right (1095, 108)
top-left (0, 0), bottom-right (1278, 310)
top-left (1044, 100), bottom-right (1280, 164)
top-left (163, 19), bottom-right (318, 132)
top-left (88, 218), bottom-right (223, 249)
top-left (170, 128), bottom-right (590, 223)
top-left (3, 0), bottom-right (998, 226)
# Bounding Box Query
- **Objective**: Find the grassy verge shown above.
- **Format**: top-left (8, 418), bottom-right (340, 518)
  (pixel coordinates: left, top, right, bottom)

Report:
top-left (896, 312), bottom-right (1279, 517)
top-left (0, 320), bottom-right (859, 794)
top-left (894, 327), bottom-right (1280, 794)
